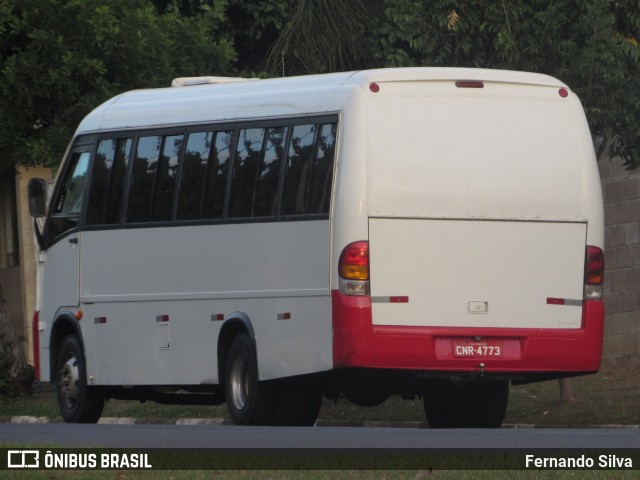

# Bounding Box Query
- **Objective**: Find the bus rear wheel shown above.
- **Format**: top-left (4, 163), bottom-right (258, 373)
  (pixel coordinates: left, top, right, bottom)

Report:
top-left (55, 335), bottom-right (105, 423)
top-left (423, 379), bottom-right (509, 428)
top-left (273, 385), bottom-right (322, 426)
top-left (225, 333), bottom-right (277, 425)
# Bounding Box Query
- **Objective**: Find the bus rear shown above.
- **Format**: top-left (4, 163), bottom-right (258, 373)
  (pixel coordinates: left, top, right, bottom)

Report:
top-left (331, 70), bottom-right (605, 427)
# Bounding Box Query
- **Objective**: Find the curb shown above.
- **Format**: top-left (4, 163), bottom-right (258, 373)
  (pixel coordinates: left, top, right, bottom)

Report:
top-left (2, 416), bottom-right (640, 429)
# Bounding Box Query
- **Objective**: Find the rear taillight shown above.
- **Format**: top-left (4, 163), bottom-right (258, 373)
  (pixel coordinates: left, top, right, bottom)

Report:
top-left (339, 241), bottom-right (369, 280)
top-left (338, 241), bottom-right (370, 296)
top-left (584, 246), bottom-right (604, 300)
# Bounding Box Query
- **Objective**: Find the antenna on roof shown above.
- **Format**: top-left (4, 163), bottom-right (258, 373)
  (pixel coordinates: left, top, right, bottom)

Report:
top-left (171, 76), bottom-right (258, 88)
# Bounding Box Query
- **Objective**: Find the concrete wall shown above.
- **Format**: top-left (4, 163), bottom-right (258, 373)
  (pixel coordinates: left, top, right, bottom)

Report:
top-left (0, 266), bottom-right (22, 335)
top-left (17, 166), bottom-right (52, 364)
top-left (599, 154), bottom-right (640, 360)
top-left (0, 166), bottom-right (51, 364)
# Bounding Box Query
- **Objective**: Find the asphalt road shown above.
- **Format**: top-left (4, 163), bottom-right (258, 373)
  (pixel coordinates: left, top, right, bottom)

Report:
top-left (2, 423), bottom-right (640, 449)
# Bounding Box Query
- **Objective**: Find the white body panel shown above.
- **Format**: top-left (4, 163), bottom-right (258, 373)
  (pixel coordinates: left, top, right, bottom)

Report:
top-left (40, 232), bottom-right (80, 316)
top-left (37, 232), bottom-right (80, 378)
top-left (366, 83), bottom-right (585, 221)
top-left (81, 221), bottom-right (332, 384)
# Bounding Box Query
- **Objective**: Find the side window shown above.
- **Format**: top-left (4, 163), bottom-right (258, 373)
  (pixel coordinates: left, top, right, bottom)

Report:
top-left (202, 130), bottom-right (234, 220)
top-left (307, 123), bottom-right (336, 214)
top-left (127, 136), bottom-right (161, 223)
top-left (177, 131), bottom-right (211, 221)
top-left (254, 126), bottom-right (287, 217)
top-left (127, 134), bottom-right (184, 223)
top-left (228, 128), bottom-right (265, 218)
top-left (82, 117), bottom-right (337, 227)
top-left (86, 138), bottom-right (131, 225)
top-left (53, 152), bottom-right (90, 216)
top-left (281, 124), bottom-right (317, 216)
top-left (46, 150), bottom-right (91, 242)
top-left (151, 134), bottom-right (183, 222)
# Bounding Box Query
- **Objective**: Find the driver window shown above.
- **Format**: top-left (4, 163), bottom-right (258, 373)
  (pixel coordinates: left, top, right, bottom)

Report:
top-left (46, 150), bottom-right (91, 243)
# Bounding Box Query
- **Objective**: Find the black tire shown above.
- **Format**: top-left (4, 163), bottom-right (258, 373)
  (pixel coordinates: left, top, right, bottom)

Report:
top-left (225, 333), bottom-right (277, 425)
top-left (55, 335), bottom-right (105, 423)
top-left (273, 385), bottom-right (322, 426)
top-left (474, 380), bottom-right (510, 428)
top-left (344, 389), bottom-right (390, 408)
top-left (423, 379), bottom-right (509, 428)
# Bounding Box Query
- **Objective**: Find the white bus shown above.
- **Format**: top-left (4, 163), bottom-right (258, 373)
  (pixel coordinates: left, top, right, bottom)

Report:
top-left (29, 68), bottom-right (605, 428)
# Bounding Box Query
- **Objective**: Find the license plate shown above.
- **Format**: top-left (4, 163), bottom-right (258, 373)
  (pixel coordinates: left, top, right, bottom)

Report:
top-left (453, 340), bottom-right (503, 357)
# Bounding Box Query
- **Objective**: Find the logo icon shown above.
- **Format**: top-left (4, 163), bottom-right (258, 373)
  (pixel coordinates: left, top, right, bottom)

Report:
top-left (7, 450), bottom-right (40, 469)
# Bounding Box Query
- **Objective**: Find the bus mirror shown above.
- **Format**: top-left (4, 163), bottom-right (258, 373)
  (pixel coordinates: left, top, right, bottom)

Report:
top-left (28, 178), bottom-right (47, 217)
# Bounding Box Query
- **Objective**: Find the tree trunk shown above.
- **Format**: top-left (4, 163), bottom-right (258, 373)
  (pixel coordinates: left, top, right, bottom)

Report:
top-left (0, 284), bottom-right (34, 396)
top-left (559, 378), bottom-right (576, 404)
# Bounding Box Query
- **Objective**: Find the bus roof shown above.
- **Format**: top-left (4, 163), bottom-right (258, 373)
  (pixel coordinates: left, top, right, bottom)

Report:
top-left (76, 68), bottom-right (567, 135)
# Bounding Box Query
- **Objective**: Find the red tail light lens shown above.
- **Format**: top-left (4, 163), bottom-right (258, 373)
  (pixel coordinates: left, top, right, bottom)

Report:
top-left (585, 246), bottom-right (604, 285)
top-left (339, 241), bottom-right (369, 280)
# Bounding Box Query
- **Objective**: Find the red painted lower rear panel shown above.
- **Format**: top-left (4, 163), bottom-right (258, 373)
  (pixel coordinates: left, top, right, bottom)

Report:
top-left (332, 291), bottom-right (604, 373)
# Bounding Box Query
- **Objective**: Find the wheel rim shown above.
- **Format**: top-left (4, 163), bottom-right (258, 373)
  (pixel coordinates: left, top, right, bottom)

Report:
top-left (60, 355), bottom-right (79, 409)
top-left (229, 352), bottom-right (250, 411)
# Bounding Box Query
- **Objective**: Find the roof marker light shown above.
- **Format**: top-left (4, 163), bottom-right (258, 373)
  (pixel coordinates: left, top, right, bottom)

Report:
top-left (369, 83), bottom-right (380, 93)
top-left (559, 88), bottom-right (569, 98)
top-left (456, 81), bottom-right (484, 89)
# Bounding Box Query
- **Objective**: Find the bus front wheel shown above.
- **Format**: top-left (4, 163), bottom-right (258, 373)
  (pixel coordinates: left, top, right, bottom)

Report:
top-left (55, 335), bottom-right (105, 423)
top-left (225, 333), bottom-right (277, 425)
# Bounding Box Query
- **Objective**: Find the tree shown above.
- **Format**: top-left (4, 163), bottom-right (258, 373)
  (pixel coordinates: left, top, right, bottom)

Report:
top-left (152, 0), bottom-right (291, 76)
top-left (265, 0), bottom-right (386, 76)
top-left (225, 0), bottom-right (290, 75)
top-left (382, 0), bottom-right (640, 168)
top-left (0, 0), bottom-right (235, 168)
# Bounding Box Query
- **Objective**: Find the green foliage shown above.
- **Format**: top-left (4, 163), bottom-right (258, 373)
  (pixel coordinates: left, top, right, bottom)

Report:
top-left (226, 0), bottom-right (290, 75)
top-left (382, 0), bottom-right (640, 168)
top-left (265, 0), bottom-right (386, 76)
top-left (157, 0), bottom-right (292, 76)
top-left (0, 0), bottom-right (637, 169)
top-left (0, 0), bottom-right (234, 168)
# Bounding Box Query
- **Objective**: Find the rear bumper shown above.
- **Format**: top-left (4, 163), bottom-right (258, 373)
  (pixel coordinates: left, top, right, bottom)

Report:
top-left (332, 291), bottom-right (604, 375)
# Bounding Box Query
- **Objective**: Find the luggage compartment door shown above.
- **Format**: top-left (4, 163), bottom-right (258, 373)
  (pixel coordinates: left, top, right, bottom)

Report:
top-left (368, 218), bottom-right (586, 329)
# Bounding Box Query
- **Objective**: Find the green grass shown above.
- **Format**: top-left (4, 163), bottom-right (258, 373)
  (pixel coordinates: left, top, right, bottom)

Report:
top-left (3, 469), bottom-right (640, 480)
top-left (1, 362), bottom-right (638, 426)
